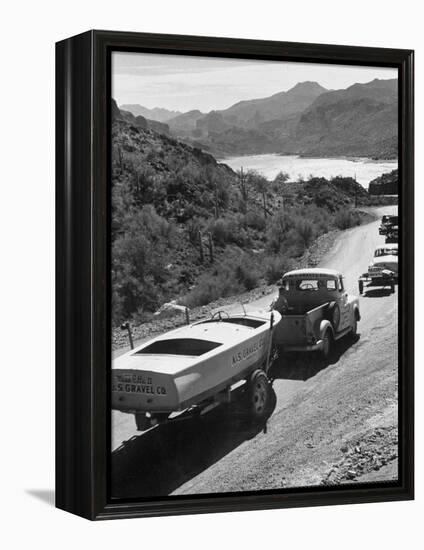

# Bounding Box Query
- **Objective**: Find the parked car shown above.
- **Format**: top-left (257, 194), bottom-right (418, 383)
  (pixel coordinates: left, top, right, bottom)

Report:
top-left (272, 268), bottom-right (360, 358)
top-left (358, 244), bottom-right (397, 294)
top-left (379, 215), bottom-right (398, 235)
top-left (385, 225), bottom-right (399, 243)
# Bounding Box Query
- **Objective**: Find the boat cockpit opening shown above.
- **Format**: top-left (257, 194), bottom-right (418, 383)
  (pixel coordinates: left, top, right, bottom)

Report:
top-left (134, 338), bottom-right (222, 356)
top-left (198, 318), bottom-right (266, 329)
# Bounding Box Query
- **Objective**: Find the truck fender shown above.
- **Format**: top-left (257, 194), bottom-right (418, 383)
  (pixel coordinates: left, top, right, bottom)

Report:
top-left (325, 301), bottom-right (341, 331)
top-left (319, 319), bottom-right (333, 340)
top-left (353, 304), bottom-right (361, 322)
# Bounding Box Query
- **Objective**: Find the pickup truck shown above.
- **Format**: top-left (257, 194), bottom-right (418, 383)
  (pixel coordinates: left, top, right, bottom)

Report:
top-left (358, 244), bottom-right (397, 294)
top-left (272, 268), bottom-right (360, 358)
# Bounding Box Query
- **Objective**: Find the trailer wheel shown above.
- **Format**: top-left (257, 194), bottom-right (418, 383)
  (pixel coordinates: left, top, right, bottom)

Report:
top-left (358, 280), bottom-right (364, 295)
top-left (135, 413), bottom-right (151, 431)
top-left (321, 329), bottom-right (333, 359)
top-left (248, 370), bottom-right (271, 421)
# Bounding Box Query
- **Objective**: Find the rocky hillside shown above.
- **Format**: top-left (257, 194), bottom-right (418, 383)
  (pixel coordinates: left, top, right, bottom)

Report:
top-left (111, 98), bottom-right (387, 326)
top-left (368, 169), bottom-right (398, 195)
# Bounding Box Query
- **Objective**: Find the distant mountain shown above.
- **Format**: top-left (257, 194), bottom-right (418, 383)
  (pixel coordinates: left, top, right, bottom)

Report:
top-left (120, 104), bottom-right (182, 122)
top-left (219, 81), bottom-right (328, 126)
top-left (112, 100), bottom-right (170, 135)
top-left (181, 82), bottom-right (328, 156)
top-left (283, 79), bottom-right (398, 158)
top-left (167, 109), bottom-right (205, 136)
top-left (119, 78), bottom-right (398, 160)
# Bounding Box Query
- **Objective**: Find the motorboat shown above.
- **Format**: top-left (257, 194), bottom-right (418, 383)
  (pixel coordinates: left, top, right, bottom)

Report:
top-left (112, 309), bottom-right (281, 428)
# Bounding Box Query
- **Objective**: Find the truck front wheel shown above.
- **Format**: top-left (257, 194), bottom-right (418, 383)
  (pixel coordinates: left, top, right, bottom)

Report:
top-left (350, 317), bottom-right (358, 339)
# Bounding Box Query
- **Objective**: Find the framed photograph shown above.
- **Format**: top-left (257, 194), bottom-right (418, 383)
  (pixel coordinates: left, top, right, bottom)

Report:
top-left (56, 30), bottom-right (414, 520)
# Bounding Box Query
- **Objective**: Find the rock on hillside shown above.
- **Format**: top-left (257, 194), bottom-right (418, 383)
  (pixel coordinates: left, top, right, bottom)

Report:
top-left (368, 169), bottom-right (398, 195)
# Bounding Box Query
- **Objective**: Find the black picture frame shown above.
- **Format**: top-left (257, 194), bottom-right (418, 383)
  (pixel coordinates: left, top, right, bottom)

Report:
top-left (56, 30), bottom-right (414, 520)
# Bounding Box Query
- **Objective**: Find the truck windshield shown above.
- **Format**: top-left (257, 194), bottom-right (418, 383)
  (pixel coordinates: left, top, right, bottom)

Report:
top-left (293, 279), bottom-right (338, 291)
top-left (297, 280), bottom-right (319, 290)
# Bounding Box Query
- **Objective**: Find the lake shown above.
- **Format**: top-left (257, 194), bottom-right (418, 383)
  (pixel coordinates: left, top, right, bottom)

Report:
top-left (220, 154), bottom-right (397, 188)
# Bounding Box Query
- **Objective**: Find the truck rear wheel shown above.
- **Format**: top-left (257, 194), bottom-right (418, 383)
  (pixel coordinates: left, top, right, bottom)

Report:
top-left (321, 329), bottom-right (333, 359)
top-left (248, 370), bottom-right (271, 421)
top-left (326, 303), bottom-right (341, 331)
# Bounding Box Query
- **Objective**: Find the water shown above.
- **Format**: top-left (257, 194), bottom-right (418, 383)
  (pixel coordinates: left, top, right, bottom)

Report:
top-left (220, 154), bottom-right (397, 188)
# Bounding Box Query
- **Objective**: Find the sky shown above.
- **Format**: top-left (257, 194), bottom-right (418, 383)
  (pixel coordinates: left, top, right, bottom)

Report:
top-left (112, 52), bottom-right (398, 113)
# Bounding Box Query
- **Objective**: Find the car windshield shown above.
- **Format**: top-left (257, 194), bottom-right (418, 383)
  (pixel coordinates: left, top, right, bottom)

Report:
top-left (375, 248), bottom-right (398, 257)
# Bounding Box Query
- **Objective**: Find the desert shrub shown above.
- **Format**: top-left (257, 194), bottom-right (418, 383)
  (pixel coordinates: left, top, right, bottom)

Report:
top-left (181, 248), bottom-right (261, 308)
top-left (266, 209), bottom-right (289, 253)
top-left (111, 205), bottom-right (178, 323)
top-left (208, 216), bottom-right (250, 247)
top-left (243, 210), bottom-right (266, 231)
top-left (295, 219), bottom-right (315, 248)
top-left (209, 218), bottom-right (234, 246)
top-left (234, 258), bottom-right (261, 290)
top-left (187, 217), bottom-right (204, 245)
top-left (264, 254), bottom-right (294, 284)
top-left (334, 209), bottom-right (362, 230)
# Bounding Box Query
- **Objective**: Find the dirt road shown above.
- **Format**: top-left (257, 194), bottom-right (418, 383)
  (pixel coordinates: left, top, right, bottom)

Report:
top-left (111, 206), bottom-right (398, 497)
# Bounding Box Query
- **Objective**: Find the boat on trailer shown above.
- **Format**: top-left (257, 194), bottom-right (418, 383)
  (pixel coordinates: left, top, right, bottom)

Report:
top-left (112, 309), bottom-right (281, 430)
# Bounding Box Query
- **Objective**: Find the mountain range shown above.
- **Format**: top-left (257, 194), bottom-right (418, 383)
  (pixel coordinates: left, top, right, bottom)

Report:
top-left (119, 78), bottom-right (398, 159)
top-left (119, 104), bottom-right (181, 122)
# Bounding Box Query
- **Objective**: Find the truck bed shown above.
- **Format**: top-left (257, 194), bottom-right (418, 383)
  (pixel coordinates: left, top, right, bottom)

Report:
top-left (272, 303), bottom-right (328, 347)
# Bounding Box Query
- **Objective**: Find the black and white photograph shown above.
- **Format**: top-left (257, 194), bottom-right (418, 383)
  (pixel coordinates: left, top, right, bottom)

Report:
top-left (110, 52), bottom-right (400, 499)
